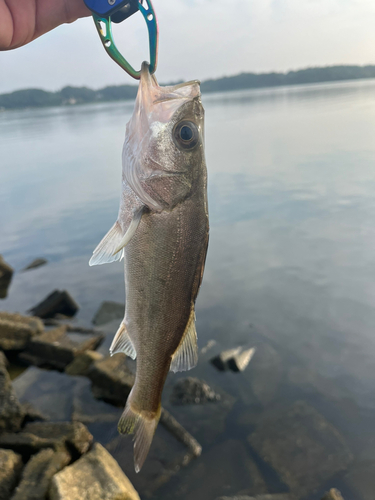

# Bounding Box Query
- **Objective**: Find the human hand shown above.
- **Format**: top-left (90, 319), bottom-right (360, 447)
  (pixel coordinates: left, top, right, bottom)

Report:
top-left (0, 0), bottom-right (91, 50)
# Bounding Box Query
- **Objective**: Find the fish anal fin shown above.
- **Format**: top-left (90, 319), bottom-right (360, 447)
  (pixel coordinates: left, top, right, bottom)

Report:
top-left (110, 321), bottom-right (137, 360)
top-left (89, 221), bottom-right (124, 267)
top-left (170, 306), bottom-right (198, 373)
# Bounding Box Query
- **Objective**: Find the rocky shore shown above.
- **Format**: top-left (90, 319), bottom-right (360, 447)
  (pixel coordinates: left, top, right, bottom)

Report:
top-left (0, 254), bottom-right (364, 499)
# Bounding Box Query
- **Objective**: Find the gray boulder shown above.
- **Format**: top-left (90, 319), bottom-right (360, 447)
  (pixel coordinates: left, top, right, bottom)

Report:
top-left (0, 421), bottom-right (93, 458)
top-left (29, 290), bottom-right (79, 319)
top-left (0, 256), bottom-right (13, 299)
top-left (87, 355), bottom-right (134, 406)
top-left (11, 448), bottom-right (70, 500)
top-left (216, 496), bottom-right (292, 500)
top-left (0, 352), bottom-right (24, 433)
top-left (65, 350), bottom-right (104, 376)
top-left (0, 449), bottom-right (23, 499)
top-left (49, 442), bottom-right (140, 500)
top-left (248, 401), bottom-right (353, 497)
top-left (20, 325), bottom-right (103, 370)
top-left (0, 312), bottom-right (44, 351)
top-left (170, 377), bottom-right (221, 405)
top-left (92, 301), bottom-right (124, 326)
top-left (321, 489), bottom-right (344, 500)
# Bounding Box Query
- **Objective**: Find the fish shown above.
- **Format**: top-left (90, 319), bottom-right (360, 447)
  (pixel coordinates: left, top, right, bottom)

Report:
top-left (89, 62), bottom-right (209, 472)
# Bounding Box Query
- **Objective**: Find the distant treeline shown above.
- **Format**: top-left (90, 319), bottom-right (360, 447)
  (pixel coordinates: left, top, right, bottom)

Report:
top-left (1, 65), bottom-right (375, 110)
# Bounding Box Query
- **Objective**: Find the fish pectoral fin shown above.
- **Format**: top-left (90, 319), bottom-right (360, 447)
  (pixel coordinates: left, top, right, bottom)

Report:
top-left (89, 221), bottom-right (124, 266)
top-left (110, 321), bottom-right (137, 359)
top-left (112, 206), bottom-right (145, 256)
top-left (89, 206), bottom-right (145, 266)
top-left (170, 306), bottom-right (198, 373)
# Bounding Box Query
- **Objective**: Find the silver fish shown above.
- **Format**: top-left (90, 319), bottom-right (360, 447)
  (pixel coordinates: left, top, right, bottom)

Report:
top-left (89, 62), bottom-right (209, 472)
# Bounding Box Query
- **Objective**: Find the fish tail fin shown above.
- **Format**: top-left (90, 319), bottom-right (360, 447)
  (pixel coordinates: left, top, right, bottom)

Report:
top-left (118, 392), bottom-right (160, 473)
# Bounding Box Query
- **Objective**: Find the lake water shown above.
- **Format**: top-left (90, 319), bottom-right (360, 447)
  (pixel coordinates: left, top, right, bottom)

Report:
top-left (1, 79), bottom-right (375, 499)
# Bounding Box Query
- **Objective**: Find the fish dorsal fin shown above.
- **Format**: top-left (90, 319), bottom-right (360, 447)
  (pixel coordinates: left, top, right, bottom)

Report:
top-left (89, 221), bottom-right (124, 266)
top-left (170, 306), bottom-right (198, 373)
top-left (110, 321), bottom-right (137, 359)
top-left (89, 206), bottom-right (144, 267)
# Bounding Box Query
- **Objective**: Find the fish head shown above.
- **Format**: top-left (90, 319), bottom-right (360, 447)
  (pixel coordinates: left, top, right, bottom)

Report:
top-left (123, 63), bottom-right (205, 210)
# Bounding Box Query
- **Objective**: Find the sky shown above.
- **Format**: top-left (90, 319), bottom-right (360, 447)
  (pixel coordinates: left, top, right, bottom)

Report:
top-left (1, 0), bottom-right (375, 94)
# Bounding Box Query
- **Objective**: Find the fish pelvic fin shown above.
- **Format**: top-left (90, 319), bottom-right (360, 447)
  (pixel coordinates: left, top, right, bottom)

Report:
top-left (170, 306), bottom-right (198, 373)
top-left (89, 221), bottom-right (124, 266)
top-left (110, 321), bottom-right (136, 359)
top-left (118, 395), bottom-right (161, 473)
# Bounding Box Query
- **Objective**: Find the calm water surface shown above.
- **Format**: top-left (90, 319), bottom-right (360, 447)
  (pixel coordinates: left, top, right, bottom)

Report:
top-left (1, 79), bottom-right (375, 499)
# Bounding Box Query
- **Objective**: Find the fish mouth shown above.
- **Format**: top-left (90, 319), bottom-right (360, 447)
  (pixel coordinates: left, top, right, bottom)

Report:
top-left (138, 62), bottom-right (201, 118)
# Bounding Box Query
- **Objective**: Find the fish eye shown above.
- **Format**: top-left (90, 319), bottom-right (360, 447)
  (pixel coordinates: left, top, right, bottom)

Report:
top-left (173, 121), bottom-right (199, 150)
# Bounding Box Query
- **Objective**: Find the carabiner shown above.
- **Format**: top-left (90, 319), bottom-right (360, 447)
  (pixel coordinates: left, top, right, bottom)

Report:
top-left (91, 0), bottom-right (158, 79)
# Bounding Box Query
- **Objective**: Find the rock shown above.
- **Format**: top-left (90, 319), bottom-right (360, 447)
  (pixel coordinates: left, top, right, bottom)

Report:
top-left (227, 347), bottom-right (256, 372)
top-left (321, 489), bottom-right (344, 500)
top-left (22, 258), bottom-right (48, 271)
top-left (216, 496), bottom-right (292, 500)
top-left (20, 402), bottom-right (47, 424)
top-left (13, 367), bottom-right (77, 421)
top-left (87, 355), bottom-right (134, 406)
top-left (200, 339), bottom-right (217, 355)
top-left (0, 421), bottom-right (93, 459)
top-left (168, 440), bottom-right (267, 500)
top-left (29, 290), bottom-right (79, 319)
top-left (65, 350), bottom-right (104, 376)
top-left (248, 401), bottom-right (353, 497)
top-left (49, 442), bottom-right (140, 500)
top-left (0, 352), bottom-right (24, 433)
top-left (0, 312), bottom-right (44, 351)
top-left (0, 256), bottom-right (13, 299)
top-left (20, 325), bottom-right (103, 370)
top-left (210, 347), bottom-right (242, 371)
top-left (0, 449), bottom-right (23, 499)
top-left (246, 344), bottom-right (284, 405)
top-left (170, 377), bottom-right (221, 405)
top-left (344, 460), bottom-right (375, 500)
top-left (11, 448), bottom-right (70, 500)
top-left (92, 301), bottom-right (124, 326)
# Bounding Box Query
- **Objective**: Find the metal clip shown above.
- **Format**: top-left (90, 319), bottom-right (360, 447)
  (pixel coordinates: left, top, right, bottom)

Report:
top-left (91, 0), bottom-right (158, 79)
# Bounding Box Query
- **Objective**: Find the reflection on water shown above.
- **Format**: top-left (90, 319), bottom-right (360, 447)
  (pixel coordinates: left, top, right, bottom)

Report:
top-left (2, 79), bottom-right (375, 499)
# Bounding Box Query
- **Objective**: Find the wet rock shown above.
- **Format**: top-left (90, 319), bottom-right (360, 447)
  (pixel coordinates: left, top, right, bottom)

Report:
top-left (49, 442), bottom-right (140, 500)
top-left (0, 421), bottom-right (93, 459)
top-left (0, 256), bottom-right (13, 299)
top-left (65, 350), bottom-right (104, 376)
top-left (92, 301), bottom-right (124, 326)
top-left (228, 347), bottom-right (256, 372)
top-left (0, 312), bottom-right (44, 351)
top-left (169, 439), bottom-right (267, 500)
top-left (13, 366), bottom-right (77, 421)
top-left (0, 352), bottom-right (24, 433)
top-left (248, 401), bottom-right (353, 497)
top-left (216, 495), bottom-right (292, 500)
top-left (20, 325), bottom-right (103, 370)
top-left (321, 489), bottom-right (344, 500)
top-left (87, 355), bottom-right (134, 406)
top-left (29, 290), bottom-right (79, 319)
top-left (20, 402), bottom-right (47, 424)
top-left (200, 339), bottom-right (217, 355)
top-left (22, 258), bottom-right (48, 271)
top-left (344, 460), bottom-right (375, 500)
top-left (170, 377), bottom-right (221, 405)
top-left (211, 347), bottom-right (242, 371)
top-left (246, 344), bottom-right (284, 405)
top-left (0, 449), bottom-right (23, 499)
top-left (11, 448), bottom-right (70, 500)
